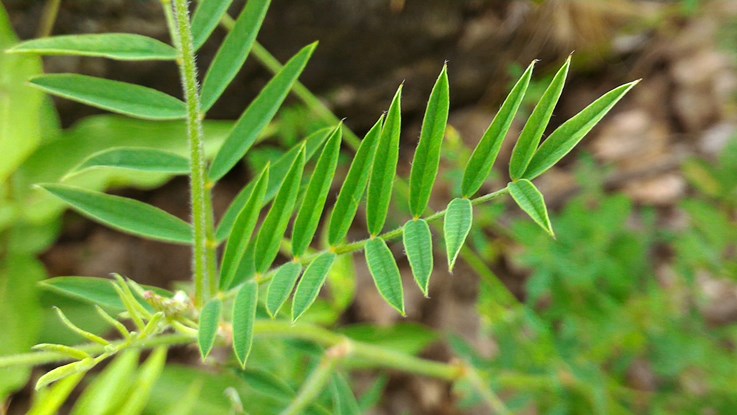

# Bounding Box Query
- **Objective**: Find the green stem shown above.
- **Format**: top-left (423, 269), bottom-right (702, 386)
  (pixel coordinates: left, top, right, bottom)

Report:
top-left (165, 0), bottom-right (214, 307)
top-left (280, 347), bottom-right (341, 415)
top-left (464, 364), bottom-right (512, 415)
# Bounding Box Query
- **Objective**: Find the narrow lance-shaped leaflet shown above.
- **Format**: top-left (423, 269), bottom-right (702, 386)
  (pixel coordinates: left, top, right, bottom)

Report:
top-left (367, 85), bottom-right (402, 236)
top-left (443, 198), bottom-right (472, 272)
top-left (327, 115), bottom-right (383, 246)
top-left (291, 124), bottom-right (342, 257)
top-left (509, 56), bottom-right (570, 180)
top-left (409, 64), bottom-right (449, 217)
top-left (232, 281), bottom-right (258, 369)
top-left (365, 238), bottom-right (405, 316)
top-left (208, 42), bottom-right (316, 182)
top-left (219, 165), bottom-right (269, 290)
top-left (507, 179), bottom-right (554, 237)
top-left (8, 33), bottom-right (178, 61)
top-left (292, 252), bottom-right (337, 322)
top-left (461, 60), bottom-right (535, 197)
top-left (254, 146), bottom-right (305, 274)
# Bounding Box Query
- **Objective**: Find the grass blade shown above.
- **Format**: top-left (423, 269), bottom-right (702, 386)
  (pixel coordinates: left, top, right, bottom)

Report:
top-left (232, 281), bottom-right (258, 369)
top-left (29, 74), bottom-right (186, 120)
top-left (198, 299), bottom-right (222, 360)
top-left (292, 252), bottom-right (337, 322)
top-left (266, 261), bottom-right (303, 317)
top-left (409, 64), bottom-right (449, 217)
top-left (220, 165), bottom-right (269, 290)
top-left (327, 115), bottom-right (383, 246)
top-left (254, 146), bottom-right (306, 274)
top-left (39, 184), bottom-right (192, 244)
top-left (508, 179), bottom-right (554, 237)
top-left (522, 79), bottom-right (640, 180)
top-left (208, 43), bottom-right (317, 181)
top-left (71, 147), bottom-right (189, 175)
top-left (461, 60), bottom-right (535, 197)
top-left (365, 238), bottom-right (405, 316)
top-left (215, 127), bottom-right (332, 241)
top-left (191, 0), bottom-right (235, 50)
top-left (8, 34), bottom-right (177, 60)
top-left (199, 0), bottom-right (271, 110)
top-left (403, 219), bottom-right (433, 297)
top-left (509, 56), bottom-right (570, 180)
top-left (367, 85), bottom-right (402, 236)
top-left (292, 124), bottom-right (342, 257)
top-left (444, 198), bottom-right (472, 272)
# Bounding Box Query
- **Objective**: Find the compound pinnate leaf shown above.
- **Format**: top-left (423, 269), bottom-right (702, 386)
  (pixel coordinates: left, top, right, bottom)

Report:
top-left (198, 299), bottom-right (222, 360)
top-left (215, 127), bottom-right (332, 241)
top-left (208, 43), bottom-right (317, 181)
top-left (254, 147), bottom-right (305, 274)
top-left (266, 261), bottom-right (303, 317)
top-left (367, 85), bottom-right (402, 236)
top-left (292, 124), bottom-right (342, 257)
top-left (232, 281), bottom-right (258, 369)
top-left (444, 198), bottom-right (472, 272)
top-left (327, 115), bottom-right (383, 246)
top-left (220, 165), bottom-right (269, 290)
top-left (403, 219), bottom-right (433, 297)
top-left (292, 252), bottom-right (337, 322)
top-left (508, 179), bottom-right (554, 237)
top-left (523, 79), bottom-right (640, 180)
top-left (461, 60), bottom-right (535, 197)
top-left (72, 147), bottom-right (189, 175)
top-left (29, 74), bottom-right (186, 120)
top-left (199, 0), bottom-right (271, 110)
top-left (39, 184), bottom-right (193, 244)
top-left (9, 34), bottom-right (177, 61)
top-left (509, 56), bottom-right (570, 180)
top-left (409, 64), bottom-right (449, 217)
top-left (365, 238), bottom-right (405, 316)
top-left (191, 0), bottom-right (236, 50)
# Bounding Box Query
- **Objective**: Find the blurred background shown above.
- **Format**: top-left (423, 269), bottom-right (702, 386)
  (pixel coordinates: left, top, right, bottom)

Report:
top-left (2, 0), bottom-right (737, 413)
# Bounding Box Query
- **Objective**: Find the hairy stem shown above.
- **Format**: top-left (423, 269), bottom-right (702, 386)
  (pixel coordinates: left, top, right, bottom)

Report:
top-left (165, 0), bottom-right (214, 307)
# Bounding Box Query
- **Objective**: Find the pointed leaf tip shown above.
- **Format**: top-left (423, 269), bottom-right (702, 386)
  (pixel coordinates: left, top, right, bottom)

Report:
top-left (508, 179), bottom-right (554, 238)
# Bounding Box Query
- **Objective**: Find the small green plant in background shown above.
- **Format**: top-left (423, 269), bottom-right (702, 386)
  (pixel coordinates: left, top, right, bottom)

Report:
top-left (0, 0), bottom-right (637, 412)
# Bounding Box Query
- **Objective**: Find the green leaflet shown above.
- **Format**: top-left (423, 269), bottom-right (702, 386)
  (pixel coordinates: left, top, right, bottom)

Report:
top-left (117, 347), bottom-right (167, 415)
top-left (220, 166), bottom-right (269, 290)
top-left (232, 281), bottom-right (258, 369)
top-left (198, 299), bottom-right (222, 360)
top-left (367, 85), bottom-right (402, 236)
top-left (35, 360), bottom-right (92, 391)
top-left (191, 0), bottom-right (236, 50)
top-left (254, 147), bottom-right (306, 274)
top-left (215, 127), bottom-right (332, 241)
top-left (327, 115), bottom-right (383, 246)
top-left (292, 125), bottom-right (342, 257)
top-left (509, 56), bottom-right (570, 180)
top-left (461, 60), bottom-right (535, 197)
top-left (523, 80), bottom-right (639, 180)
top-left (228, 241), bottom-right (257, 289)
top-left (292, 252), bottom-right (337, 322)
top-left (29, 74), bottom-right (186, 120)
top-left (72, 147), bottom-right (190, 176)
top-left (8, 34), bottom-right (177, 61)
top-left (443, 198), bottom-right (472, 272)
top-left (208, 43), bottom-right (317, 181)
top-left (39, 184), bottom-right (193, 244)
top-left (364, 238), bottom-right (405, 315)
top-left (199, 0), bottom-right (271, 110)
top-left (402, 219), bottom-right (433, 297)
top-left (331, 373), bottom-right (361, 415)
top-left (70, 351), bottom-right (140, 415)
top-left (39, 277), bottom-right (171, 313)
top-left (508, 179), bottom-right (554, 237)
top-left (266, 262), bottom-right (303, 317)
top-left (409, 64), bottom-right (449, 217)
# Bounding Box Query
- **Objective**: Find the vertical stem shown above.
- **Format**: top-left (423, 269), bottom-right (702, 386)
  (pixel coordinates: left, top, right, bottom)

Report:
top-left (279, 346), bottom-right (343, 415)
top-left (165, 0), bottom-right (213, 307)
